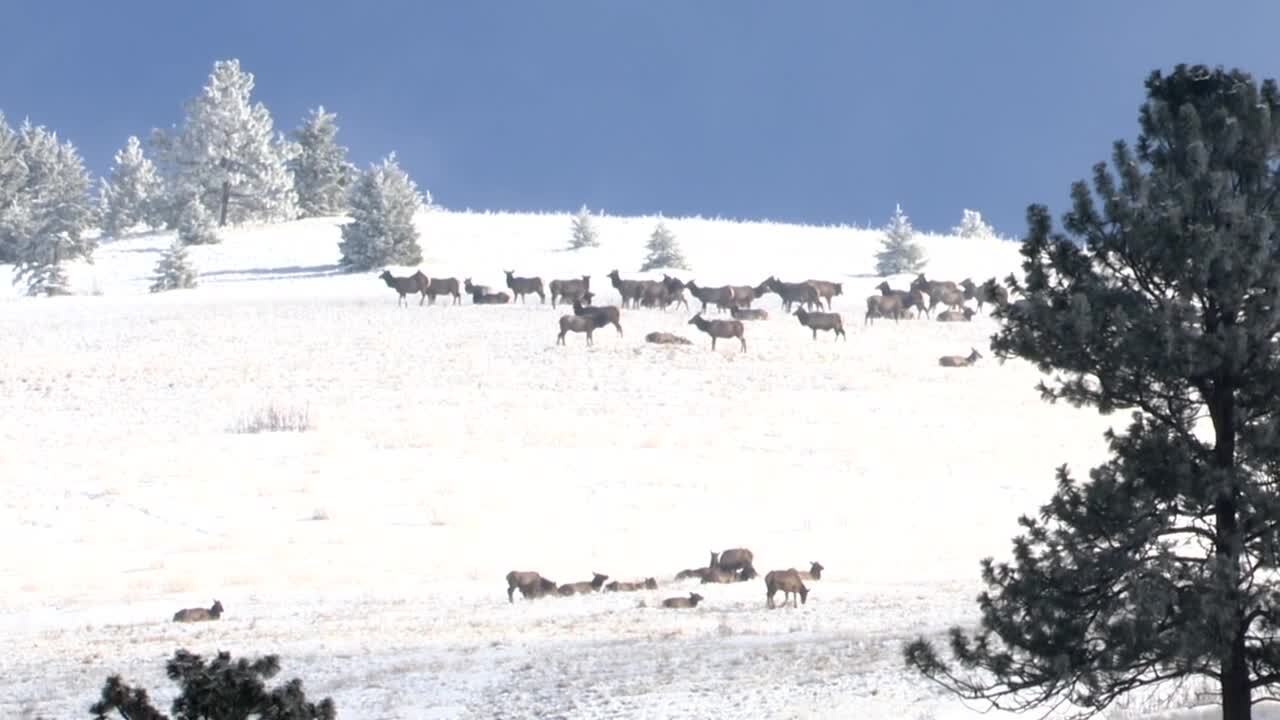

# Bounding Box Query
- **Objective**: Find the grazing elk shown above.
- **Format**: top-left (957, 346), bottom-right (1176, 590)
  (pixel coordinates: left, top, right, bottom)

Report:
top-left (607, 269), bottom-right (643, 309)
top-left (558, 572), bottom-right (610, 596)
top-left (550, 275), bottom-right (591, 308)
top-left (688, 313), bottom-right (747, 352)
top-left (606, 578), bottom-right (658, 592)
top-left (765, 569), bottom-right (809, 609)
top-left (572, 299), bottom-right (623, 336)
top-left (645, 331), bottom-right (693, 345)
top-left (794, 307), bottom-right (846, 341)
top-left (730, 307), bottom-right (768, 321)
top-left (662, 593), bottom-right (705, 609)
top-left (939, 348), bottom-right (983, 367)
top-left (504, 270), bottom-right (546, 303)
top-left (764, 276), bottom-right (821, 312)
top-left (423, 276), bottom-right (462, 305)
top-left (936, 307), bottom-right (976, 322)
top-left (685, 280), bottom-right (735, 313)
top-left (173, 599), bottom-right (224, 623)
top-left (798, 561), bottom-right (825, 581)
top-left (558, 314), bottom-right (606, 346)
top-left (806, 279), bottom-right (844, 310)
top-left (865, 293), bottom-right (904, 324)
top-left (506, 571), bottom-right (558, 602)
top-left (378, 270), bottom-right (429, 307)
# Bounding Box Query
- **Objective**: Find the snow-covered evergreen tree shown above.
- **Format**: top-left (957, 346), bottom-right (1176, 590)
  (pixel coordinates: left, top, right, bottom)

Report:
top-left (98, 135), bottom-right (164, 239)
top-left (875, 203), bottom-right (926, 276)
top-left (639, 220), bottom-right (688, 272)
top-left (150, 59), bottom-right (298, 227)
top-left (177, 196), bottom-right (220, 245)
top-left (10, 121), bottom-right (95, 296)
top-left (289, 106), bottom-right (356, 217)
top-left (952, 208), bottom-right (996, 240)
top-left (567, 204), bottom-right (600, 250)
top-left (0, 112), bottom-right (29, 264)
top-left (150, 237), bottom-right (199, 293)
top-left (337, 153), bottom-right (424, 270)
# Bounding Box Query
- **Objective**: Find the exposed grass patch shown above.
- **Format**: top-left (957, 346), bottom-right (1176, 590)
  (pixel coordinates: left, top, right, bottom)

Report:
top-left (229, 404), bottom-right (313, 434)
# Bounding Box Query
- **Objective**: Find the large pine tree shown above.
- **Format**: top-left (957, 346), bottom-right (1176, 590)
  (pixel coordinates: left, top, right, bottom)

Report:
top-left (337, 153), bottom-right (425, 270)
top-left (150, 59), bottom-right (298, 227)
top-left (99, 135), bottom-right (165, 239)
top-left (9, 121), bottom-right (95, 296)
top-left (0, 112), bottom-right (28, 264)
top-left (289, 106), bottom-right (356, 217)
top-left (904, 64), bottom-right (1280, 720)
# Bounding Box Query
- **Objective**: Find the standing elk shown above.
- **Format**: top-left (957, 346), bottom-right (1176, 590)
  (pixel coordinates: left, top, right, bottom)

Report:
top-left (764, 276), bottom-right (821, 312)
top-left (662, 275), bottom-right (690, 311)
top-left (685, 280), bottom-right (735, 313)
top-left (798, 562), bottom-right (825, 581)
top-left (688, 314), bottom-right (746, 352)
top-left (573, 298), bottom-right (623, 336)
top-left (423, 276), bottom-right (462, 305)
top-left (806, 280), bottom-right (843, 310)
top-left (794, 307), bottom-right (846, 340)
top-left (378, 270), bottom-right (429, 307)
top-left (504, 270), bottom-right (546, 303)
top-left (865, 293), bottom-right (904, 324)
top-left (557, 314), bottom-right (606, 346)
top-left (607, 269), bottom-right (643, 309)
top-left (506, 571), bottom-right (558, 602)
top-left (549, 275), bottom-right (591, 308)
top-left (765, 569), bottom-right (809, 609)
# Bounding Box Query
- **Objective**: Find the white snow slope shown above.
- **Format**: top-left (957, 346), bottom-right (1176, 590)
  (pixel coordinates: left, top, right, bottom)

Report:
top-left (0, 210), bottom-right (1248, 719)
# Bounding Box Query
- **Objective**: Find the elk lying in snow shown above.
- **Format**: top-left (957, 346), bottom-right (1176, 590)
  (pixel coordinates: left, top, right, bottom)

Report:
top-left (550, 275), bottom-right (591, 307)
top-left (662, 593), bottom-right (704, 609)
top-left (806, 279), bottom-right (843, 310)
top-left (798, 561), bottom-right (825, 581)
top-left (173, 599), bottom-right (224, 622)
top-left (558, 572), bottom-right (610, 596)
top-left (939, 348), bottom-right (983, 367)
top-left (423, 276), bottom-right (462, 305)
top-left (765, 569), bottom-right (809, 608)
top-left (685, 280), bottom-right (735, 313)
top-left (936, 307), bottom-right (976, 322)
top-left (506, 571), bottom-right (558, 602)
top-left (730, 307), bottom-right (768, 321)
top-left (865, 294), bottom-right (904, 324)
top-left (645, 332), bottom-right (693, 345)
top-left (794, 307), bottom-right (846, 340)
top-left (504, 270), bottom-right (546, 303)
top-left (473, 290), bottom-right (510, 304)
top-left (573, 298), bottom-right (623, 336)
top-left (557, 314), bottom-right (606, 346)
top-left (701, 566), bottom-right (740, 584)
top-left (378, 270), bottom-right (429, 306)
top-left (606, 578), bottom-right (658, 592)
top-left (688, 314), bottom-right (746, 352)
top-left (607, 269), bottom-right (643, 309)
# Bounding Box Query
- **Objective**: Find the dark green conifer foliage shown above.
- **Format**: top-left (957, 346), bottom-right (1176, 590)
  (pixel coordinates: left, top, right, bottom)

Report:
top-left (904, 64), bottom-right (1280, 720)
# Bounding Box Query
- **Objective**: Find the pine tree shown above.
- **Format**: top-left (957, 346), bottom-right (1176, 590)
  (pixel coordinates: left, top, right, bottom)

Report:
top-left (874, 203), bottom-right (926, 276)
top-left (149, 238), bottom-right (198, 293)
top-left (337, 153), bottom-right (424, 270)
top-left (0, 112), bottom-right (29, 264)
top-left (639, 220), bottom-right (688, 271)
top-left (904, 64), bottom-right (1280, 720)
top-left (289, 106), bottom-right (356, 217)
top-left (10, 121), bottom-right (95, 296)
top-left (952, 208), bottom-right (996, 240)
top-left (176, 196), bottom-right (219, 246)
top-left (99, 135), bottom-right (165, 239)
top-left (568, 204), bottom-right (600, 250)
top-left (150, 59), bottom-right (298, 227)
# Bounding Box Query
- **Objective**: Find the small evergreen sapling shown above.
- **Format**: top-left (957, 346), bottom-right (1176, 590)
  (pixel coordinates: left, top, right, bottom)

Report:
top-left (150, 238), bottom-right (198, 293)
top-left (177, 198), bottom-right (219, 245)
top-left (568, 204), bottom-right (600, 249)
top-left (952, 208), bottom-right (996, 240)
top-left (874, 203), bottom-right (926, 276)
top-left (639, 220), bottom-right (688, 272)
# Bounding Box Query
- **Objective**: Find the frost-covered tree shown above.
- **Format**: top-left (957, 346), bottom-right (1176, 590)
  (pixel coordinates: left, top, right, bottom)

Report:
top-left (289, 106), bottom-right (356, 217)
top-left (149, 238), bottom-right (198, 293)
top-left (98, 135), bottom-right (165, 239)
top-left (177, 197), bottom-right (219, 245)
top-left (567, 204), bottom-right (600, 250)
top-left (0, 112), bottom-right (29, 264)
top-left (150, 59), bottom-right (298, 227)
top-left (952, 208), bottom-right (996, 240)
top-left (639, 220), bottom-right (688, 271)
top-left (9, 121), bottom-right (95, 296)
top-left (337, 153), bottom-right (424, 270)
top-left (875, 203), bottom-right (926, 276)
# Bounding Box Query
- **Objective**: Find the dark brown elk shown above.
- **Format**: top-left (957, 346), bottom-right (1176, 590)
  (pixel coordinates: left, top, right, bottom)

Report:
top-left (685, 280), bottom-right (735, 313)
top-left (662, 592), bottom-right (704, 609)
top-left (638, 280), bottom-right (669, 309)
top-left (806, 280), bottom-right (843, 310)
top-left (423, 276), bottom-right (462, 305)
top-left (607, 269), bottom-right (643, 309)
top-left (688, 314), bottom-right (746, 352)
top-left (730, 307), bottom-right (768, 321)
top-left (662, 275), bottom-right (690, 311)
top-left (558, 314), bottom-right (605, 346)
top-left (506, 571), bottom-right (558, 602)
top-left (558, 572), bottom-right (609, 596)
top-left (794, 307), bottom-right (846, 341)
top-left (936, 307), bottom-right (976, 322)
top-left (173, 599), bottom-right (224, 622)
top-left (572, 299), bottom-right (623, 336)
top-left (715, 548), bottom-right (755, 574)
top-left (378, 270), bottom-right (429, 307)
top-left (764, 276), bottom-right (821, 312)
top-left (730, 281), bottom-right (770, 308)
top-left (765, 569), bottom-right (809, 609)
top-left (798, 561), bottom-right (825, 581)
top-left (865, 293), bottom-right (904, 324)
top-left (646, 331), bottom-right (693, 345)
top-left (939, 348), bottom-right (983, 367)
top-left (549, 275), bottom-right (591, 308)
top-left (965, 277), bottom-right (1009, 314)
top-left (504, 270), bottom-right (546, 303)
top-left (473, 290), bottom-right (510, 304)
top-left (606, 578), bottom-right (658, 592)
top-left (463, 278), bottom-right (492, 296)
top-left (911, 274), bottom-right (964, 315)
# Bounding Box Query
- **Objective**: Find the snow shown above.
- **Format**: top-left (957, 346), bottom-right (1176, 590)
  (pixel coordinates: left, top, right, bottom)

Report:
top-left (0, 209), bottom-right (1244, 718)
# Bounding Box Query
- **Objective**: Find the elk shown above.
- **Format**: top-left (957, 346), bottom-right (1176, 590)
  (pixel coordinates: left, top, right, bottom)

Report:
top-left (969, 277), bottom-right (1010, 313)
top-left (549, 275), bottom-right (591, 308)
top-left (463, 278), bottom-right (492, 296)
top-left (572, 299), bottom-right (623, 336)
top-left (730, 307), bottom-right (768, 321)
top-left (764, 276), bottom-right (821, 312)
top-left (645, 331), bottom-right (693, 345)
top-left (606, 578), bottom-right (658, 592)
top-left (423, 276), bottom-right (462, 305)
top-left (558, 572), bottom-right (610, 596)
top-left (685, 280), bottom-right (735, 313)
top-left (473, 290), bottom-right (510, 304)
top-left (939, 348), bottom-right (983, 367)
top-left (378, 270), bottom-right (429, 307)
top-left (607, 269), bottom-right (643, 309)
top-left (911, 274), bottom-right (965, 315)
top-left (506, 571), bottom-right (558, 602)
top-left (504, 270), bottom-right (546, 303)
top-left (806, 280), bottom-right (843, 310)
top-left (638, 280), bottom-right (670, 309)
top-left (798, 561), bottom-right (825, 581)
top-left (794, 307), bottom-right (846, 341)
top-left (936, 307), bottom-right (976, 322)
top-left (865, 294), bottom-right (904, 324)
top-left (173, 599), bottom-right (224, 623)
top-left (715, 548), bottom-right (755, 574)
top-left (765, 569), bottom-right (809, 609)
top-left (688, 313), bottom-right (746, 352)
top-left (662, 593), bottom-right (704, 609)
top-left (558, 314), bottom-right (606, 346)
top-left (875, 281), bottom-right (924, 318)
top-left (662, 275), bottom-right (690, 311)
top-left (729, 281), bottom-right (769, 308)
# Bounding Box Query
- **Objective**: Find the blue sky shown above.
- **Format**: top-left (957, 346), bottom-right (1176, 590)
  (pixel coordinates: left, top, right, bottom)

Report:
top-left (3, 1), bottom-right (1278, 236)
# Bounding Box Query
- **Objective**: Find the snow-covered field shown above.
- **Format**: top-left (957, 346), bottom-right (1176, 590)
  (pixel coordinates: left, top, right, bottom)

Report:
top-left (0, 210), bottom-right (1232, 718)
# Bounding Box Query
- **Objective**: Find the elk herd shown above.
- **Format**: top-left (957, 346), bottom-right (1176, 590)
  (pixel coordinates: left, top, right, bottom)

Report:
top-left (506, 547), bottom-right (825, 611)
top-left (379, 267), bottom-right (1011, 366)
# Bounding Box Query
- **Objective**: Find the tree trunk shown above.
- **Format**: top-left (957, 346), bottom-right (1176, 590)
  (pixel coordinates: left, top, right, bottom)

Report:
top-left (1222, 631), bottom-right (1251, 720)
top-left (219, 180), bottom-right (230, 227)
top-left (1212, 383), bottom-right (1250, 720)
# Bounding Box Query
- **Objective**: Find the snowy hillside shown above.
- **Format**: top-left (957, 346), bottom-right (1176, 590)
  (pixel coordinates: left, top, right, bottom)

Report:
top-left (0, 210), bottom-right (1234, 719)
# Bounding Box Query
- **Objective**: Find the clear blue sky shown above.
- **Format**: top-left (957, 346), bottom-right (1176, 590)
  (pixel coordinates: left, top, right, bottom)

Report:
top-left (3, 1), bottom-right (1278, 236)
